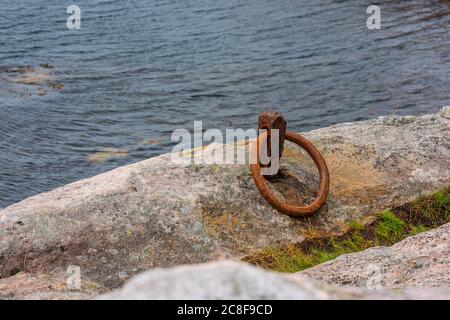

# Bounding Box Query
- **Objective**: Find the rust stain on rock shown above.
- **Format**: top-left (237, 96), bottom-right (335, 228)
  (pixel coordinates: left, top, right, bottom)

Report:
top-left (283, 142), bottom-right (389, 206)
top-left (201, 210), bottom-right (250, 249)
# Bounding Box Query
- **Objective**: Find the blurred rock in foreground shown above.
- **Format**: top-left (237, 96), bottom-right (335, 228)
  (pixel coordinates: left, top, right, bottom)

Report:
top-left (99, 261), bottom-right (450, 300)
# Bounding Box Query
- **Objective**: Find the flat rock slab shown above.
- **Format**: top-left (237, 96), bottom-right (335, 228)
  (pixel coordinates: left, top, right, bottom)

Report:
top-left (0, 65), bottom-right (63, 96)
top-left (99, 261), bottom-right (450, 300)
top-left (0, 110), bottom-right (449, 297)
top-left (300, 221), bottom-right (450, 289)
top-left (0, 272), bottom-right (98, 300)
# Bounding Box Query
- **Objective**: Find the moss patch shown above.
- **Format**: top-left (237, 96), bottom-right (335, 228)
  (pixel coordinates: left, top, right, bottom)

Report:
top-left (244, 185), bottom-right (450, 273)
top-left (375, 209), bottom-right (405, 244)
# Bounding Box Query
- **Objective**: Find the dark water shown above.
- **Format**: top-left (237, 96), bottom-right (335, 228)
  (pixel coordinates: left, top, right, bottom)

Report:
top-left (0, 0), bottom-right (449, 208)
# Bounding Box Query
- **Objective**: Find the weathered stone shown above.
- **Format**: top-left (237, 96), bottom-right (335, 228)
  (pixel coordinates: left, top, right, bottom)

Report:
top-left (99, 261), bottom-right (450, 300)
top-left (0, 110), bottom-right (449, 298)
top-left (439, 106), bottom-right (450, 119)
top-left (0, 272), bottom-right (100, 300)
top-left (300, 221), bottom-right (450, 289)
top-left (0, 65), bottom-right (63, 96)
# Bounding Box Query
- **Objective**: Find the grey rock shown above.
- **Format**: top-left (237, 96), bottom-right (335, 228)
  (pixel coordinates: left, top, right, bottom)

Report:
top-left (0, 65), bottom-right (62, 97)
top-left (0, 112), bottom-right (449, 298)
top-left (100, 261), bottom-right (450, 300)
top-left (300, 222), bottom-right (450, 288)
top-left (439, 106), bottom-right (450, 119)
top-left (0, 272), bottom-right (101, 300)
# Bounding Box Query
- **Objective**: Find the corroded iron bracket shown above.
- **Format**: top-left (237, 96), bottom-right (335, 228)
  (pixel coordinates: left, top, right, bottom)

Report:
top-left (257, 112), bottom-right (286, 178)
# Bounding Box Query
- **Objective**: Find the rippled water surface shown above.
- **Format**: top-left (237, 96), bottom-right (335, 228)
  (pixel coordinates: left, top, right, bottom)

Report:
top-left (1, 0), bottom-right (449, 207)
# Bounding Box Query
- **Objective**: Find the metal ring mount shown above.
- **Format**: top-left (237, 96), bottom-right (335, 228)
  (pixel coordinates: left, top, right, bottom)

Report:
top-left (250, 130), bottom-right (330, 217)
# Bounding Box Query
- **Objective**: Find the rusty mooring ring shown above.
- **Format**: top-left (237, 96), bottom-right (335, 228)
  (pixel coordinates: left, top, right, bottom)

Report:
top-left (250, 117), bottom-right (330, 217)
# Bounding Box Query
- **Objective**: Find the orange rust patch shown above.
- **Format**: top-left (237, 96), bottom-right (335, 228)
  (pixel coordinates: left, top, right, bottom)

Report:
top-left (202, 211), bottom-right (247, 243)
top-left (283, 142), bottom-right (389, 206)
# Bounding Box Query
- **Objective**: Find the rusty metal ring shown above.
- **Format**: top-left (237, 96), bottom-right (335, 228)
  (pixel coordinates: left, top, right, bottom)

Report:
top-left (250, 131), bottom-right (330, 217)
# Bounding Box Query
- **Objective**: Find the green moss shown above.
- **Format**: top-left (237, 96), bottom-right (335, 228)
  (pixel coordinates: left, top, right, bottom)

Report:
top-left (245, 184), bottom-right (450, 273)
top-left (246, 230), bottom-right (372, 273)
top-left (407, 185), bottom-right (450, 227)
top-left (433, 189), bottom-right (450, 208)
top-left (432, 189), bottom-right (450, 221)
top-left (375, 210), bottom-right (405, 244)
top-left (249, 245), bottom-right (310, 272)
top-left (347, 220), bottom-right (364, 232)
top-left (408, 224), bottom-right (430, 236)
